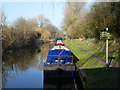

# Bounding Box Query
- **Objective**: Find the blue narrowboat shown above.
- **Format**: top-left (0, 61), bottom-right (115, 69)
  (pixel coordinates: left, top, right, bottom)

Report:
top-left (44, 40), bottom-right (75, 71)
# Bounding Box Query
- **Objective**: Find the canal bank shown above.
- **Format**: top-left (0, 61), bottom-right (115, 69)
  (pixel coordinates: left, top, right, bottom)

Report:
top-left (72, 52), bottom-right (86, 89)
top-left (64, 40), bottom-right (120, 88)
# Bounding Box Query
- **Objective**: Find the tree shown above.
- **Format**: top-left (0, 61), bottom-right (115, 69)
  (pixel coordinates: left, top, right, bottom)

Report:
top-left (63, 2), bottom-right (120, 40)
top-left (63, 2), bottom-right (87, 39)
top-left (41, 28), bottom-right (51, 41)
top-left (36, 14), bottom-right (50, 28)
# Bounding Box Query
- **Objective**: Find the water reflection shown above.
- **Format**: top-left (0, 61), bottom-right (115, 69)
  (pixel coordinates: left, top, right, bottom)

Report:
top-left (44, 70), bottom-right (76, 89)
top-left (2, 43), bottom-right (77, 89)
top-left (2, 43), bottom-right (54, 88)
top-left (44, 77), bottom-right (75, 89)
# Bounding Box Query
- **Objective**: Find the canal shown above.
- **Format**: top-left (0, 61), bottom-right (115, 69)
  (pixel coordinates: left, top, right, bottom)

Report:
top-left (2, 43), bottom-right (83, 89)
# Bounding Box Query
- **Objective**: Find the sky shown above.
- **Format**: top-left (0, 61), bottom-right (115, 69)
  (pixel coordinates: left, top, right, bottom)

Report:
top-left (1, 1), bottom-right (94, 30)
top-left (2, 2), bottom-right (65, 29)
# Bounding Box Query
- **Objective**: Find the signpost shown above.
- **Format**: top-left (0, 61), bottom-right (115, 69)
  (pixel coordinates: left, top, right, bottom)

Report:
top-left (100, 28), bottom-right (112, 69)
top-left (100, 29), bottom-right (112, 40)
top-left (106, 28), bottom-right (109, 69)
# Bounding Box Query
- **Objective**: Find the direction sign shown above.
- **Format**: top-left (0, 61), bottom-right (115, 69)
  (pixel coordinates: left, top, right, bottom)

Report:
top-left (100, 31), bottom-right (112, 39)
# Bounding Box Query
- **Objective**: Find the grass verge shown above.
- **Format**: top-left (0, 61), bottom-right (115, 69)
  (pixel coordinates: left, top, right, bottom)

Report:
top-left (63, 40), bottom-right (119, 88)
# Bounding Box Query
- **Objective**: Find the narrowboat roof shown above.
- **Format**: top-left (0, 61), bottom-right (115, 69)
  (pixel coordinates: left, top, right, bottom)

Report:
top-left (51, 46), bottom-right (69, 51)
top-left (56, 40), bottom-right (63, 44)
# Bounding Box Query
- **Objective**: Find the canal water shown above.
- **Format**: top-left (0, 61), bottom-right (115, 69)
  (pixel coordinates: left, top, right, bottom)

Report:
top-left (2, 43), bottom-right (81, 89)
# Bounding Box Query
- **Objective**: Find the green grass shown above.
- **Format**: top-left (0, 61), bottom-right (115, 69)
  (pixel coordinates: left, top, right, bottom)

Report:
top-left (84, 67), bottom-right (119, 88)
top-left (71, 39), bottom-right (120, 66)
top-left (71, 40), bottom-right (106, 58)
top-left (64, 40), bottom-right (106, 69)
top-left (63, 40), bottom-right (119, 88)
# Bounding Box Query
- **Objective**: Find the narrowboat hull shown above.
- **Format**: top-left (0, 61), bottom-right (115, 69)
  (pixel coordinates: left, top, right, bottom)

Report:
top-left (44, 64), bottom-right (75, 71)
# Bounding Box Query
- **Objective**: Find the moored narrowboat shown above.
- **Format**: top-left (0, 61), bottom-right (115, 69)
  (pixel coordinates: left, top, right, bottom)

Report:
top-left (44, 40), bottom-right (75, 71)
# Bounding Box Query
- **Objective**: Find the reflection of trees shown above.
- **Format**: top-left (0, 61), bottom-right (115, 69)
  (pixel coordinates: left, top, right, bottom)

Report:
top-left (3, 49), bottom-right (37, 71)
top-left (40, 44), bottom-right (50, 60)
top-left (2, 63), bottom-right (11, 87)
top-left (37, 43), bottom-right (54, 61)
top-left (2, 43), bottom-right (54, 87)
top-left (37, 43), bottom-right (54, 71)
top-left (2, 48), bottom-right (38, 87)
